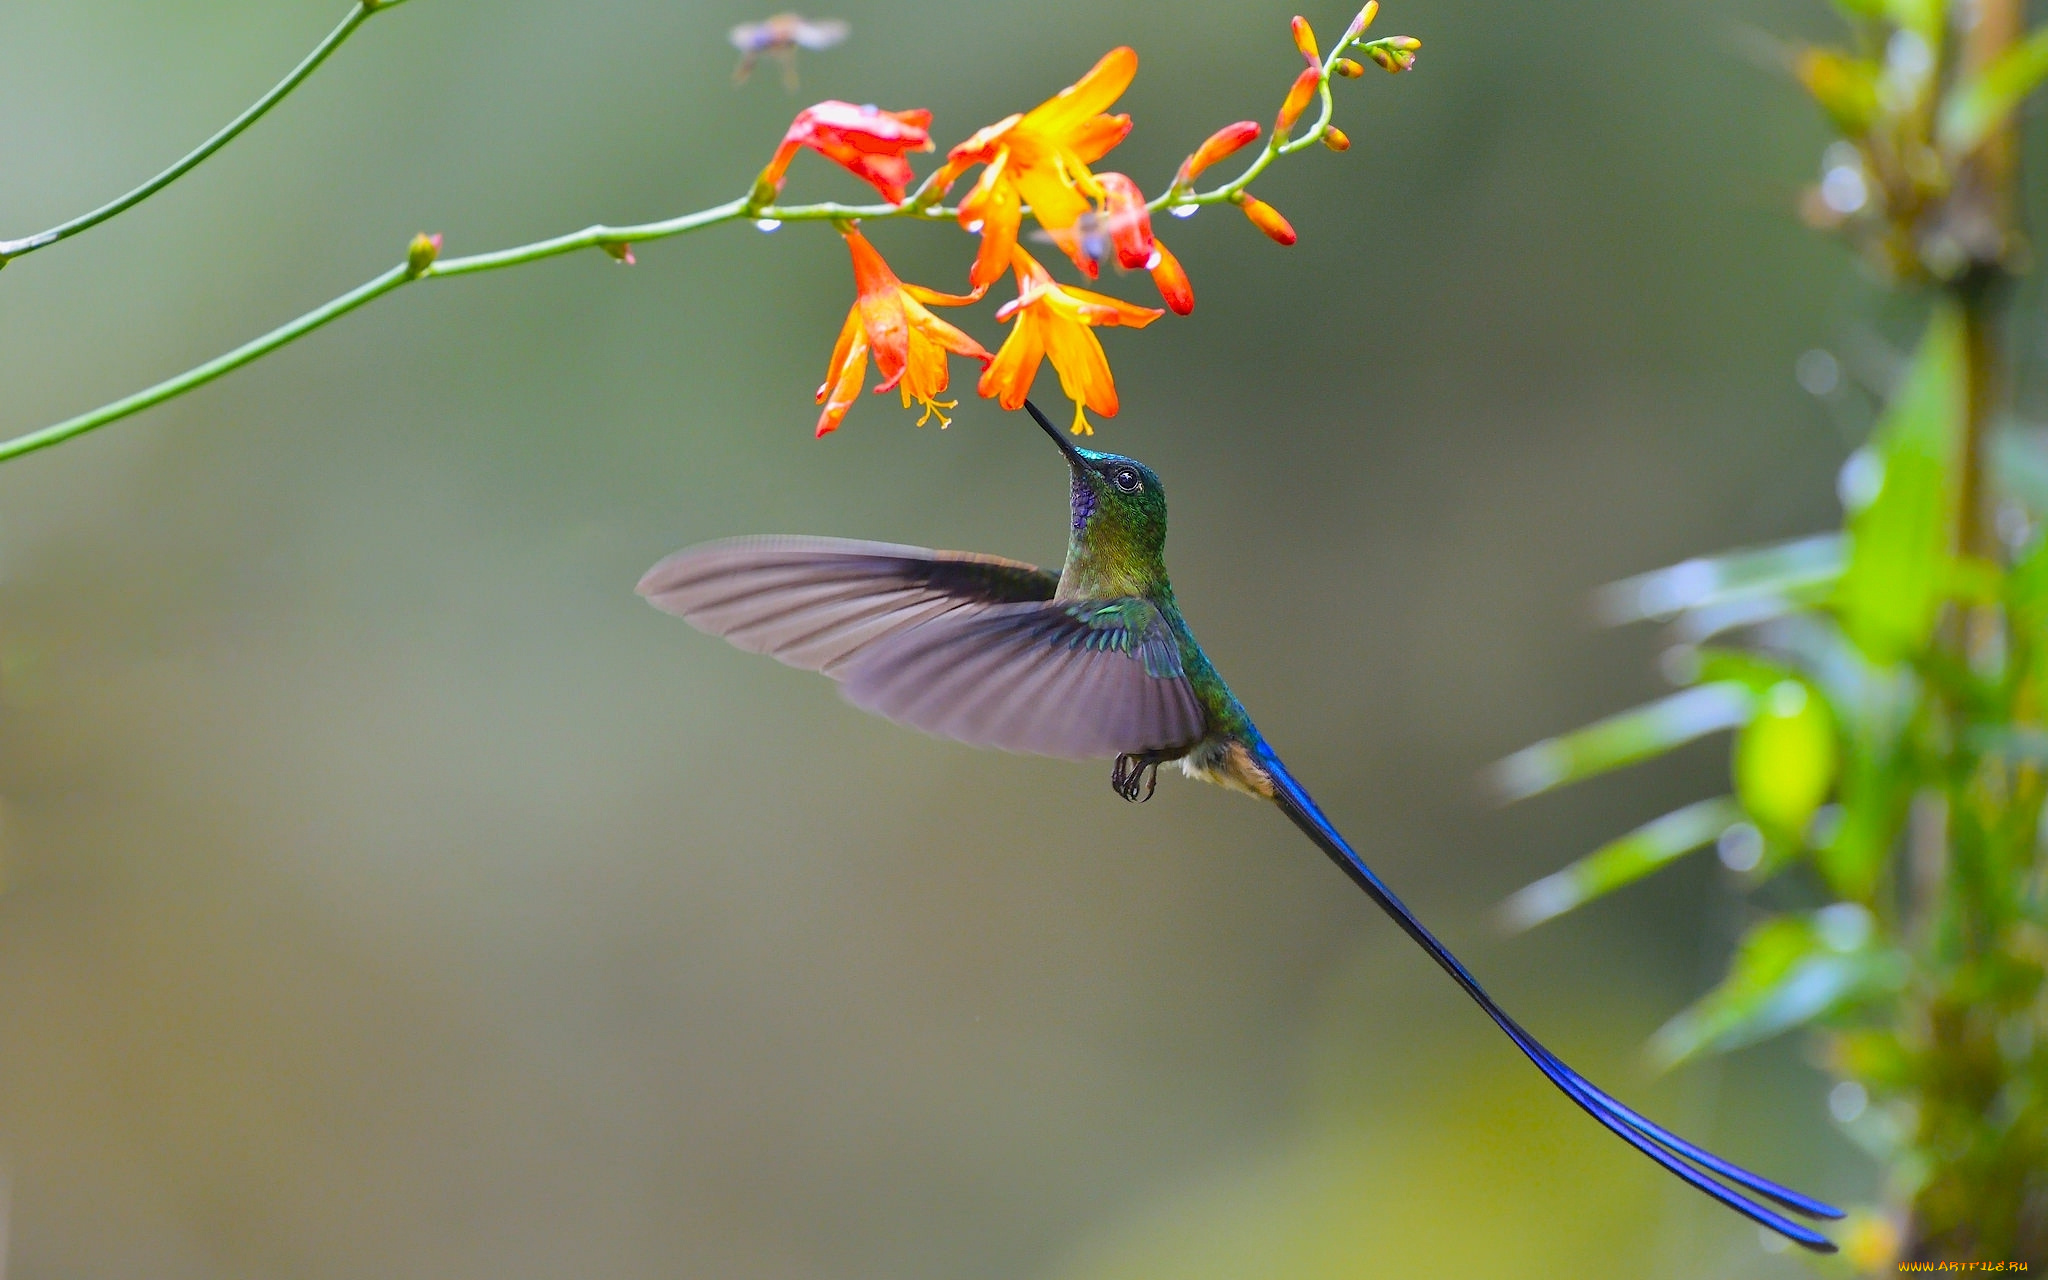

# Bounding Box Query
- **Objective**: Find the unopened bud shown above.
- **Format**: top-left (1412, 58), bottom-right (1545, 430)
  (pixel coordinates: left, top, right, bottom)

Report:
top-left (1149, 241), bottom-right (1194, 315)
top-left (1322, 126), bottom-right (1351, 152)
top-left (600, 240), bottom-right (637, 265)
top-left (1332, 57), bottom-right (1365, 78)
top-left (1384, 36), bottom-right (1421, 50)
top-left (1234, 192), bottom-right (1296, 246)
top-left (748, 139), bottom-right (801, 211)
top-left (1178, 120), bottom-right (1262, 185)
top-left (1275, 67), bottom-right (1321, 134)
top-left (1290, 16), bottom-right (1320, 66)
top-left (406, 231), bottom-right (442, 277)
top-left (1341, 0), bottom-right (1379, 44)
top-left (1368, 45), bottom-right (1416, 73)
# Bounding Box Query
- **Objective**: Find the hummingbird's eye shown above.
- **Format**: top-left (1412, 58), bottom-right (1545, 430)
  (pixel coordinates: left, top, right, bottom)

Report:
top-left (1109, 467), bottom-right (1142, 493)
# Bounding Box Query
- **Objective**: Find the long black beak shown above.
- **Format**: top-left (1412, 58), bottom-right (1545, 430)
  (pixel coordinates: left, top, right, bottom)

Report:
top-left (1023, 399), bottom-right (1088, 467)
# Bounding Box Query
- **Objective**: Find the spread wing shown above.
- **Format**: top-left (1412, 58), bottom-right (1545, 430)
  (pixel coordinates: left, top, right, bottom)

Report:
top-left (638, 537), bottom-right (1207, 758)
top-left (637, 536), bottom-right (1059, 676)
top-left (839, 598), bottom-right (1207, 759)
top-left (793, 18), bottom-right (850, 49)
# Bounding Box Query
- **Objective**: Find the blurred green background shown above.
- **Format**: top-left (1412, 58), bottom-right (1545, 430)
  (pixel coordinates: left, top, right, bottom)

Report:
top-left (0, 0), bottom-right (1951, 1274)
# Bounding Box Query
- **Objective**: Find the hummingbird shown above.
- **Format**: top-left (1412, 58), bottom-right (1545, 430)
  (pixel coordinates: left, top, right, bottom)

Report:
top-left (636, 400), bottom-right (1844, 1253)
top-left (727, 13), bottom-right (849, 91)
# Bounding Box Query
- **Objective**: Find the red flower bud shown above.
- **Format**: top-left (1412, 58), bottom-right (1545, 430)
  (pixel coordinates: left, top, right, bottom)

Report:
top-left (1177, 121), bottom-right (1261, 186)
top-left (1332, 57), bottom-right (1365, 78)
top-left (1149, 241), bottom-right (1194, 315)
top-left (1275, 67), bottom-right (1321, 134)
top-left (1290, 16), bottom-right (1320, 66)
top-left (1322, 126), bottom-right (1351, 152)
top-left (1235, 193), bottom-right (1296, 245)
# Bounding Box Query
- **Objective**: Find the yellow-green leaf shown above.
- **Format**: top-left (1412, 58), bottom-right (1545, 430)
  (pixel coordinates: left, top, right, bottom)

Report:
top-left (1798, 48), bottom-right (1883, 134)
top-left (1650, 907), bottom-right (1905, 1069)
top-left (1938, 25), bottom-right (2048, 154)
top-left (1733, 679), bottom-right (1839, 836)
top-left (1595, 534), bottom-right (1843, 626)
top-left (1489, 684), bottom-right (1752, 802)
top-left (1499, 797), bottom-right (1745, 931)
top-left (1837, 304), bottom-right (1967, 663)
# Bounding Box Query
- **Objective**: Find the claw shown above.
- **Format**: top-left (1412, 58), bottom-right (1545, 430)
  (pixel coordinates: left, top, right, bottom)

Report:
top-left (1111, 753), bottom-right (1163, 803)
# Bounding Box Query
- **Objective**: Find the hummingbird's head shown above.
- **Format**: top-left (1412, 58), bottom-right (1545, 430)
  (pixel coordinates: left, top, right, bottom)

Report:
top-left (1024, 400), bottom-right (1168, 558)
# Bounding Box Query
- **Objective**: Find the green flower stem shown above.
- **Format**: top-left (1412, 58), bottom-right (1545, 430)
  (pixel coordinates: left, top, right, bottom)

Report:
top-left (0, 22), bottom-right (1412, 464)
top-left (0, 265), bottom-right (411, 462)
top-left (0, 0), bottom-right (405, 264)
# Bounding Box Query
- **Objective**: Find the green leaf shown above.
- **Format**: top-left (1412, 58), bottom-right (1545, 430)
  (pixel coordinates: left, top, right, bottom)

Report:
top-left (1733, 680), bottom-right (1839, 837)
top-left (1693, 648), bottom-right (1804, 695)
top-left (1938, 25), bottom-right (2048, 154)
top-left (1489, 684), bottom-right (1752, 802)
top-left (1814, 740), bottom-right (1909, 903)
top-left (1500, 797), bottom-right (1744, 931)
top-left (1826, 0), bottom-right (1941, 36)
top-left (1650, 906), bottom-right (1906, 1069)
top-left (2008, 524), bottom-right (2048, 633)
top-left (1596, 535), bottom-right (1843, 626)
top-left (1798, 48), bottom-right (1883, 134)
top-left (1885, 0), bottom-right (1944, 43)
top-left (1837, 304), bottom-right (1967, 664)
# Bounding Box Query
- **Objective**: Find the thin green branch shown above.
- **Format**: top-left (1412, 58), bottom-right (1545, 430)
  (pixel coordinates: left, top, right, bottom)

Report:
top-left (0, 266), bottom-right (410, 462)
top-left (0, 18), bottom-right (1410, 464)
top-left (0, 0), bottom-right (403, 264)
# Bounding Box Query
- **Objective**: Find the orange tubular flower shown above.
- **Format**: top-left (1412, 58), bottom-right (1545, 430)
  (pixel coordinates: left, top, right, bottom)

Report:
top-left (1096, 172), bottom-right (1194, 315)
top-left (979, 248), bottom-right (1163, 435)
top-left (1176, 121), bottom-right (1261, 187)
top-left (755, 101), bottom-right (935, 205)
top-left (815, 228), bottom-right (990, 437)
top-left (937, 48), bottom-right (1138, 289)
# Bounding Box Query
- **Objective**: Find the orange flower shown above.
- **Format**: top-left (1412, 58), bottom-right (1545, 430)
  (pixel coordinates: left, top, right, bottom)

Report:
top-left (755, 101), bottom-right (934, 205)
top-left (815, 228), bottom-right (990, 437)
top-left (1096, 172), bottom-right (1194, 315)
top-left (978, 248), bottom-right (1163, 435)
top-left (936, 48), bottom-right (1138, 289)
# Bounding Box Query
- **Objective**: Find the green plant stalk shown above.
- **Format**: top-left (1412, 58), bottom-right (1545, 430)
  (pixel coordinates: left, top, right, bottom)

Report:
top-left (1899, 0), bottom-right (2041, 1258)
top-left (0, 0), bottom-right (407, 264)
top-left (0, 22), bottom-right (1397, 465)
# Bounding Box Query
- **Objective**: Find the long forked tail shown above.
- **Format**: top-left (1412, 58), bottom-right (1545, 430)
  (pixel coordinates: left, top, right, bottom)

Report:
top-left (1251, 741), bottom-right (1842, 1254)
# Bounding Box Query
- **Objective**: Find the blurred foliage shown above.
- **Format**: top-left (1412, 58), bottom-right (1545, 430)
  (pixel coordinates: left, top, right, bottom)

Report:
top-left (1500, 0), bottom-right (2048, 1265)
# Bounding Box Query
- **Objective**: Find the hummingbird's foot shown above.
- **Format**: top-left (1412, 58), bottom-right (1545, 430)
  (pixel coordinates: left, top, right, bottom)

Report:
top-left (1111, 752), bottom-right (1164, 803)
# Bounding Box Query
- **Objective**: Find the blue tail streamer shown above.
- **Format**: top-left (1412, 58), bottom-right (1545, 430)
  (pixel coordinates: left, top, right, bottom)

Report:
top-left (1251, 740), bottom-right (1842, 1254)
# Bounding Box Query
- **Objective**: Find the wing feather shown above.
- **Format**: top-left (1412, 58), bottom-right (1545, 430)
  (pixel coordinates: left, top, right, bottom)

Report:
top-left (641, 536), bottom-right (1205, 758)
top-left (840, 602), bottom-right (1206, 758)
top-left (637, 537), bottom-right (1058, 676)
